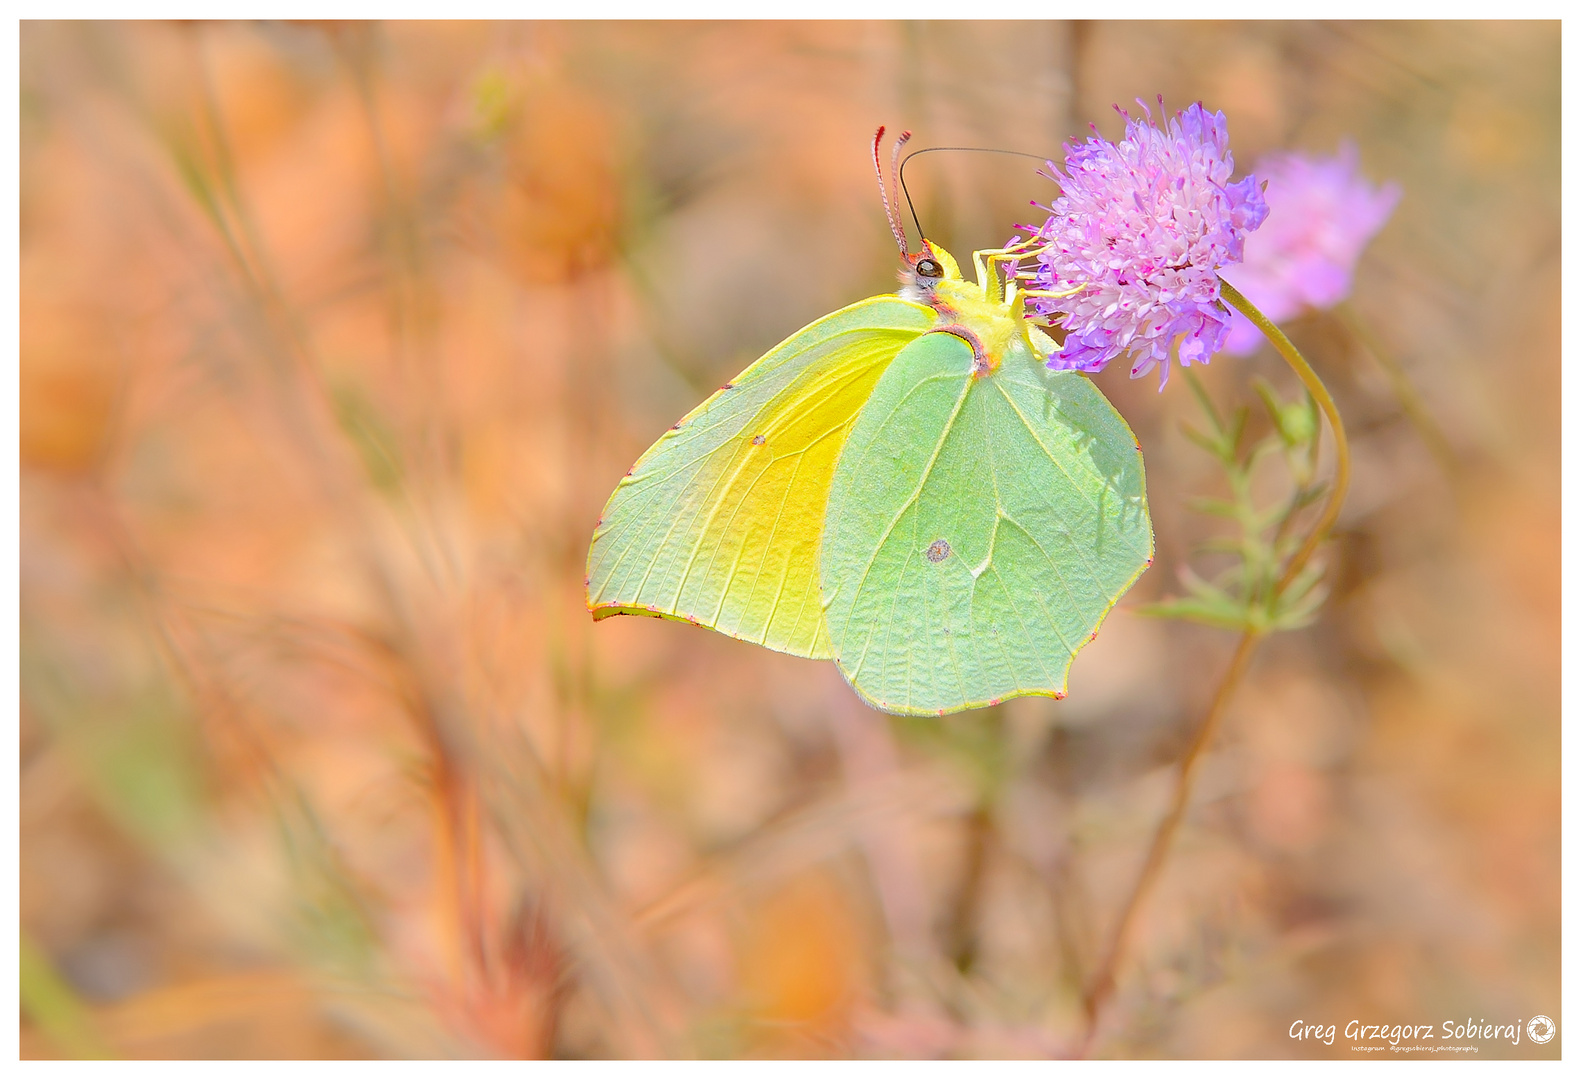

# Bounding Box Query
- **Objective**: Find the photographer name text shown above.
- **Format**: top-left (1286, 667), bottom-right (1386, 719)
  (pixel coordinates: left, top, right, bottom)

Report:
top-left (1290, 1018), bottom-right (1541, 1051)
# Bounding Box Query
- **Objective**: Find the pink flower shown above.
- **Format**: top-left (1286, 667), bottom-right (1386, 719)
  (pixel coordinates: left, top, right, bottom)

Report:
top-left (1218, 143), bottom-right (1401, 355)
top-left (1025, 99), bottom-right (1267, 389)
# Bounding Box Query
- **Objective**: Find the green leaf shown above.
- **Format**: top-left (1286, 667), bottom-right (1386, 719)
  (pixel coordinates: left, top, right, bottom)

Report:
top-left (1268, 563), bottom-right (1330, 631)
top-left (1178, 422), bottom-right (1226, 459)
top-left (820, 331), bottom-right (1153, 715)
top-left (1186, 371), bottom-right (1225, 437)
top-left (1255, 376), bottom-right (1318, 448)
top-left (1140, 565), bottom-right (1259, 631)
top-left (1138, 597), bottom-right (1253, 631)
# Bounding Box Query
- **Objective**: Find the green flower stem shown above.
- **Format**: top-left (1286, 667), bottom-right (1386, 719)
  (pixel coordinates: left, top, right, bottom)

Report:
top-left (1218, 279), bottom-right (1351, 594)
top-left (1078, 284), bottom-right (1347, 1056)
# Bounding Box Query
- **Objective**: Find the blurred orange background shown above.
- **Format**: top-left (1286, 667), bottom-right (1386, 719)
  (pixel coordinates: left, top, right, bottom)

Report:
top-left (19, 20), bottom-right (1558, 1059)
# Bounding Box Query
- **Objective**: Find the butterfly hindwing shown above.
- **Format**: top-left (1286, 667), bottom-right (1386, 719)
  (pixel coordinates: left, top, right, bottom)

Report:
top-left (587, 296), bottom-right (935, 659)
top-left (819, 329), bottom-right (1153, 714)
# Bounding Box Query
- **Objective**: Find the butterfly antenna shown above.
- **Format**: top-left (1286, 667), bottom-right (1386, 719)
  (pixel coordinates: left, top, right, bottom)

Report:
top-left (899, 145), bottom-right (1054, 244)
top-left (890, 129), bottom-right (912, 242)
top-left (872, 126), bottom-right (911, 256)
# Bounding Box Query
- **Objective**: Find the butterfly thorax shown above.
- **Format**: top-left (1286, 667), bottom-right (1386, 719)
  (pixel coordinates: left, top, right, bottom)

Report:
top-left (901, 241), bottom-right (1049, 379)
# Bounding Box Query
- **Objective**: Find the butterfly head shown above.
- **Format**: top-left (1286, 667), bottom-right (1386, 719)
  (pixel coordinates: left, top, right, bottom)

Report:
top-left (873, 128), bottom-right (968, 305)
top-left (871, 127), bottom-right (1052, 371)
top-left (899, 241), bottom-right (962, 303)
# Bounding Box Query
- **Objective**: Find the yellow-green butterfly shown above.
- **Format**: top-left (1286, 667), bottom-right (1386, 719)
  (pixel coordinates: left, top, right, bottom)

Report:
top-left (587, 128), bottom-right (1153, 716)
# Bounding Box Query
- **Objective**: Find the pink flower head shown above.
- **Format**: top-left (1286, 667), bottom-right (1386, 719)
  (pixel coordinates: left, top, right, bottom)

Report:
top-left (1025, 98), bottom-right (1267, 389)
top-left (1219, 143), bottom-right (1401, 355)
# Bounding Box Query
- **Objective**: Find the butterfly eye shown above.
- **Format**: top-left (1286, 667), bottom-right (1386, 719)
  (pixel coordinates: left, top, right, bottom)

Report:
top-left (915, 258), bottom-right (943, 278)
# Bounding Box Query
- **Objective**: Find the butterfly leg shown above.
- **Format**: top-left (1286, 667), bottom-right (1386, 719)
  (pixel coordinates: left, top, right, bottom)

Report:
top-left (973, 241), bottom-right (1057, 302)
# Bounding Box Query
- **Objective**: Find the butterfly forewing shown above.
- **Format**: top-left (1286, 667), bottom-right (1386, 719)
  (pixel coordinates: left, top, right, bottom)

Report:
top-left (587, 296), bottom-right (935, 659)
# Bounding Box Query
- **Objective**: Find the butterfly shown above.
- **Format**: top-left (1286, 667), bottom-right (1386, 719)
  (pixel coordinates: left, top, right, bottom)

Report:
top-left (586, 128), bottom-right (1153, 716)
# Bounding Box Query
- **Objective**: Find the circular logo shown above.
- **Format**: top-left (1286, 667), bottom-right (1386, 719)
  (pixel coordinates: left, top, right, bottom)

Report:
top-left (1526, 1015), bottom-right (1556, 1044)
